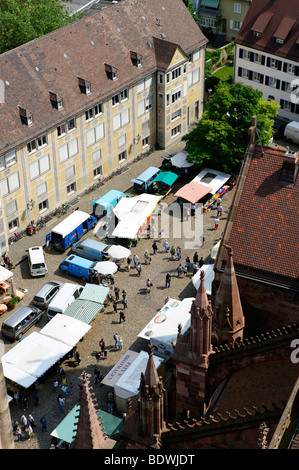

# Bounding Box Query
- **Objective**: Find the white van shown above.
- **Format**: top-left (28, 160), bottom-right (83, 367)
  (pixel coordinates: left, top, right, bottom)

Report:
top-left (46, 282), bottom-right (83, 320)
top-left (28, 246), bottom-right (48, 277)
top-left (284, 121), bottom-right (299, 144)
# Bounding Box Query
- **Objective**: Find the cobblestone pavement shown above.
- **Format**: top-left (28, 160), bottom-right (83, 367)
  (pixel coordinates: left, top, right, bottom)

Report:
top-left (1, 141), bottom-right (235, 449)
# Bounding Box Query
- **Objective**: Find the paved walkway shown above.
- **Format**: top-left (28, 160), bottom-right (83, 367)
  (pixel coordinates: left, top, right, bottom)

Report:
top-left (2, 140), bottom-right (235, 449)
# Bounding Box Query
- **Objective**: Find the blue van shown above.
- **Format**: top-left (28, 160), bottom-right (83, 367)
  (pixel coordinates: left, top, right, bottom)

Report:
top-left (71, 238), bottom-right (110, 261)
top-left (50, 211), bottom-right (97, 251)
top-left (93, 190), bottom-right (130, 219)
top-left (59, 255), bottom-right (99, 281)
top-left (131, 166), bottom-right (160, 192)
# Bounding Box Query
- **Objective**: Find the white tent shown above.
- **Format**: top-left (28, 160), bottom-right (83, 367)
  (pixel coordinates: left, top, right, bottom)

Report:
top-left (2, 332), bottom-right (71, 388)
top-left (101, 350), bottom-right (139, 388)
top-left (94, 260), bottom-right (118, 275)
top-left (192, 168), bottom-right (231, 196)
top-left (192, 264), bottom-right (215, 296)
top-left (138, 298), bottom-right (194, 358)
top-left (39, 314), bottom-right (91, 346)
top-left (0, 265), bottom-right (13, 283)
top-left (107, 245), bottom-right (131, 260)
top-left (113, 350), bottom-right (163, 412)
top-left (1, 315), bottom-right (91, 388)
top-left (112, 193), bottom-right (161, 240)
top-left (170, 150), bottom-right (193, 168)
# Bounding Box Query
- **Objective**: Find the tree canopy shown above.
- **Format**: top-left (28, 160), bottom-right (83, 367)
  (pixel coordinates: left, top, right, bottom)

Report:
top-left (0, 0), bottom-right (83, 54)
top-left (183, 82), bottom-right (280, 172)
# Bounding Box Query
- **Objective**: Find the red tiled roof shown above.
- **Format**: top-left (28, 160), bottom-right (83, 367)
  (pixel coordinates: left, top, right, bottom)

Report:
top-left (225, 146), bottom-right (299, 288)
top-left (235, 0), bottom-right (299, 62)
top-left (213, 359), bottom-right (298, 415)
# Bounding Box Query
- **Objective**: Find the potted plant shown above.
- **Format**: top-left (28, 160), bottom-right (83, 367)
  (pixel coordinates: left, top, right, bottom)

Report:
top-left (7, 296), bottom-right (19, 309)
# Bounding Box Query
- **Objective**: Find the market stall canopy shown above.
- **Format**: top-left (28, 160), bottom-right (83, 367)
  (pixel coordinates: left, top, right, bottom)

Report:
top-left (163, 150), bottom-right (194, 168)
top-left (130, 166), bottom-right (160, 185)
top-left (192, 264), bottom-right (215, 296)
top-left (174, 181), bottom-right (212, 204)
top-left (0, 265), bottom-right (13, 283)
top-left (107, 245), bottom-right (131, 260)
top-left (112, 193), bottom-right (161, 240)
top-left (94, 260), bottom-right (118, 275)
top-left (50, 404), bottom-right (123, 444)
top-left (138, 298), bottom-right (194, 358)
top-left (211, 239), bottom-right (221, 261)
top-left (39, 314), bottom-right (91, 346)
top-left (152, 171), bottom-right (179, 187)
top-left (192, 168), bottom-right (231, 195)
top-left (101, 350), bottom-right (139, 388)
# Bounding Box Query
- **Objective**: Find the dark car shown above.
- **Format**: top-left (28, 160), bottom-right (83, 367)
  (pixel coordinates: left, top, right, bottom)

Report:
top-left (32, 281), bottom-right (63, 310)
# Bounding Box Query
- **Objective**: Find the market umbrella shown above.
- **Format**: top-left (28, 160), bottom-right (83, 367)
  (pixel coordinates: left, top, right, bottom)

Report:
top-left (107, 245), bottom-right (131, 260)
top-left (94, 261), bottom-right (118, 276)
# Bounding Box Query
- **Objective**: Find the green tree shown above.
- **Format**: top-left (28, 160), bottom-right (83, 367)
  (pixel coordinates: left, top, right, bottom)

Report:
top-left (182, 0), bottom-right (199, 23)
top-left (182, 82), bottom-right (280, 171)
top-left (0, 0), bottom-right (83, 54)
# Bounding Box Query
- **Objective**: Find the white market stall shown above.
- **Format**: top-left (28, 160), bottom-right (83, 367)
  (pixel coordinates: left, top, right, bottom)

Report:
top-left (1, 315), bottom-right (91, 388)
top-left (192, 264), bottom-right (215, 296)
top-left (101, 350), bottom-right (139, 389)
top-left (111, 193), bottom-right (161, 242)
top-left (112, 350), bottom-right (164, 412)
top-left (138, 298), bottom-right (194, 358)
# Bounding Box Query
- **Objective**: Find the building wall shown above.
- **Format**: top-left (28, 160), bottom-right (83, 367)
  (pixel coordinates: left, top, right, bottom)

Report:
top-left (220, 0), bottom-right (250, 42)
top-left (234, 43), bottom-right (299, 122)
top-left (0, 46), bottom-right (205, 251)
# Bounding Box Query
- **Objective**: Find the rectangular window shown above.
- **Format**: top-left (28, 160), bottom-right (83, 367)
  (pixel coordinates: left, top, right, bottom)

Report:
top-left (0, 150), bottom-right (17, 169)
top-left (200, 17), bottom-right (215, 28)
top-left (254, 53), bottom-right (262, 64)
top-left (112, 109), bottom-right (129, 131)
top-left (172, 88), bottom-right (181, 104)
top-left (242, 49), bottom-right (250, 61)
top-left (59, 139), bottom-right (78, 162)
top-left (67, 182), bottom-right (76, 196)
top-left (67, 117), bottom-right (76, 132)
top-left (253, 72), bottom-right (260, 82)
top-left (171, 109), bottom-right (181, 121)
top-left (27, 134), bottom-right (47, 154)
top-left (158, 73), bottom-right (163, 85)
top-left (5, 200), bottom-right (17, 217)
top-left (287, 63), bottom-right (295, 75)
top-left (234, 2), bottom-right (241, 13)
top-left (142, 121), bottom-right (150, 133)
top-left (282, 100), bottom-right (292, 111)
top-left (93, 166), bottom-right (102, 178)
top-left (8, 218), bottom-right (19, 232)
top-left (65, 165), bottom-right (75, 180)
top-left (166, 93), bottom-right (170, 107)
top-left (57, 123), bottom-right (66, 138)
top-left (118, 150), bottom-right (127, 163)
top-left (117, 134), bottom-right (126, 148)
top-left (85, 103), bottom-right (103, 121)
top-left (171, 124), bottom-right (181, 138)
top-left (268, 76), bottom-right (277, 88)
top-left (137, 75), bottom-right (153, 94)
top-left (142, 136), bottom-right (149, 148)
top-left (92, 149), bottom-right (102, 163)
top-left (188, 68), bottom-right (200, 86)
top-left (38, 200), bottom-right (48, 213)
top-left (36, 182), bottom-right (47, 197)
top-left (241, 68), bottom-right (249, 79)
top-left (29, 154), bottom-right (50, 180)
top-left (158, 93), bottom-right (164, 108)
top-left (0, 172), bottom-right (20, 196)
top-left (192, 48), bottom-right (200, 62)
top-left (166, 73), bottom-right (170, 84)
top-left (172, 67), bottom-right (181, 81)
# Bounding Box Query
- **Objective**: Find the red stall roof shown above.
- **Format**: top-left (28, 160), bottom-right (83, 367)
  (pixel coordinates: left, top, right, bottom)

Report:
top-left (174, 181), bottom-right (212, 204)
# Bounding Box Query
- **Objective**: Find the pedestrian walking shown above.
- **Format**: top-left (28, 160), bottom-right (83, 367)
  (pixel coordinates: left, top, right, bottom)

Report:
top-left (165, 272), bottom-right (171, 288)
top-left (144, 250), bottom-right (151, 264)
top-left (99, 338), bottom-right (105, 352)
top-left (53, 380), bottom-right (58, 392)
top-left (96, 350), bottom-right (102, 365)
top-left (164, 296), bottom-right (170, 304)
top-left (119, 310), bottom-right (126, 323)
top-left (177, 264), bottom-right (182, 277)
top-left (170, 246), bottom-right (175, 259)
top-left (152, 241), bottom-right (158, 254)
top-left (59, 396), bottom-right (65, 413)
top-left (28, 414), bottom-right (36, 429)
top-left (163, 239), bottom-right (169, 252)
top-left (16, 426), bottom-right (23, 442)
top-left (127, 256), bottom-right (132, 271)
top-left (216, 197), bottom-right (222, 206)
top-left (186, 256), bottom-right (191, 271)
top-left (103, 348), bottom-right (108, 359)
top-left (198, 257), bottom-right (204, 268)
top-left (21, 414), bottom-right (27, 429)
top-left (74, 350), bottom-right (81, 365)
top-left (133, 254), bottom-right (139, 267)
top-left (25, 424), bottom-right (33, 440)
top-left (62, 384), bottom-right (68, 398)
top-left (193, 252), bottom-right (199, 264)
top-left (122, 289), bottom-right (127, 299)
top-left (217, 204), bottom-right (223, 217)
top-left (69, 382), bottom-right (74, 395)
top-left (215, 217), bottom-right (219, 230)
top-left (183, 265), bottom-right (188, 276)
top-left (176, 246), bottom-right (182, 261)
top-left (114, 286), bottom-right (120, 300)
top-left (40, 416), bottom-right (47, 432)
top-left (137, 263), bottom-right (142, 277)
top-left (113, 300), bottom-right (118, 313)
top-left (193, 263), bottom-right (199, 275)
top-left (122, 297), bottom-right (128, 309)
top-left (113, 332), bottom-right (119, 348)
top-left (118, 336), bottom-right (123, 351)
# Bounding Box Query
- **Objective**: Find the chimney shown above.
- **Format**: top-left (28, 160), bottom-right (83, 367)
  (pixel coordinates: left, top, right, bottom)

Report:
top-left (280, 149), bottom-right (299, 184)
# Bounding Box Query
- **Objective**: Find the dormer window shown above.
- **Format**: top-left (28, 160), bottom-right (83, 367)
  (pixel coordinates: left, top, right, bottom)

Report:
top-left (18, 106), bottom-right (33, 126)
top-left (49, 92), bottom-right (63, 109)
top-left (130, 51), bottom-right (142, 67)
top-left (105, 63), bottom-right (118, 80)
top-left (78, 77), bottom-right (91, 95)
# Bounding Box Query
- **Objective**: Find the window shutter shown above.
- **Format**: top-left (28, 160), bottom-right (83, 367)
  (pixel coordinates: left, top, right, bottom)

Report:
top-left (230, 20), bottom-right (234, 30)
top-left (267, 57), bottom-right (271, 67)
top-left (137, 80), bottom-right (144, 94)
top-left (36, 182), bottom-right (47, 197)
top-left (145, 75), bottom-right (153, 89)
top-left (137, 101), bottom-right (145, 117)
top-left (95, 123), bottom-right (104, 141)
top-left (261, 55), bottom-right (265, 66)
top-left (265, 76), bottom-right (269, 86)
top-left (239, 48), bottom-right (243, 58)
top-left (0, 179), bottom-right (9, 196)
top-left (276, 79), bottom-right (280, 89)
top-left (259, 74), bottom-right (264, 84)
top-left (68, 138), bottom-right (78, 158)
top-left (122, 108), bottom-right (129, 126)
top-left (30, 161), bottom-right (39, 180)
top-left (238, 67), bottom-right (242, 77)
top-left (92, 149), bottom-right (101, 163)
top-left (283, 62), bottom-right (287, 73)
top-left (59, 144), bottom-right (68, 163)
top-left (8, 172), bottom-right (20, 191)
top-left (87, 129), bottom-right (95, 147)
top-left (295, 66), bottom-right (299, 77)
top-left (39, 154), bottom-right (50, 174)
top-left (277, 60), bottom-right (282, 71)
top-left (113, 114), bottom-right (121, 131)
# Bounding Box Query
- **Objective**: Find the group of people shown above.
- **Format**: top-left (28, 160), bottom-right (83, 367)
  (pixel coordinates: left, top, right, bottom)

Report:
top-left (13, 414), bottom-right (35, 442)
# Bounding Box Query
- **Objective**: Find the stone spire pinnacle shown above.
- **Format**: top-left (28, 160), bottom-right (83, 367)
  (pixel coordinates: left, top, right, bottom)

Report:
top-left (73, 371), bottom-right (115, 449)
top-left (214, 245), bottom-right (245, 345)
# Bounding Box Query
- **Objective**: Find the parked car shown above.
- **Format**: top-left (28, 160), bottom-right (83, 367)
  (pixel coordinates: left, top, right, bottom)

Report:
top-left (32, 280), bottom-right (63, 310)
top-left (71, 238), bottom-right (110, 261)
top-left (1, 305), bottom-right (43, 341)
top-left (28, 246), bottom-right (48, 277)
top-left (273, 117), bottom-right (287, 139)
